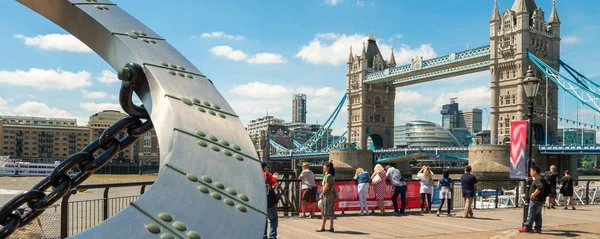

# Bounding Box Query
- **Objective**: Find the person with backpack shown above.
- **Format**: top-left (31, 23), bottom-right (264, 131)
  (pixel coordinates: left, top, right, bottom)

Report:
top-left (519, 165), bottom-right (545, 233)
top-left (262, 162), bottom-right (279, 239)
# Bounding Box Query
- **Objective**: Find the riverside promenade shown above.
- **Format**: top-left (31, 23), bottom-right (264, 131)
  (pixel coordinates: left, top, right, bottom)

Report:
top-left (277, 205), bottom-right (600, 239)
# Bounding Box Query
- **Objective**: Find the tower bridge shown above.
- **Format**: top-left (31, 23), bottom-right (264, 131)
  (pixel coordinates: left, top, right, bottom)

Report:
top-left (269, 0), bottom-right (600, 177)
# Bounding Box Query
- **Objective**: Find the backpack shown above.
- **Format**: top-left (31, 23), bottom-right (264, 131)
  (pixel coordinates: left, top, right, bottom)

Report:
top-left (541, 173), bottom-right (552, 198)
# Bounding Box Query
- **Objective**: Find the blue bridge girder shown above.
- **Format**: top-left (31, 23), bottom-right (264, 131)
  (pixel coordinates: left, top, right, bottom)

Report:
top-left (374, 147), bottom-right (469, 162)
top-left (538, 145), bottom-right (600, 155)
top-left (363, 45), bottom-right (491, 87)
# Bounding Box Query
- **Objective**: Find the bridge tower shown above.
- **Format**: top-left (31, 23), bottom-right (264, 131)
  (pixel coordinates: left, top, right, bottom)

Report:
top-left (347, 34), bottom-right (396, 149)
top-left (489, 0), bottom-right (560, 145)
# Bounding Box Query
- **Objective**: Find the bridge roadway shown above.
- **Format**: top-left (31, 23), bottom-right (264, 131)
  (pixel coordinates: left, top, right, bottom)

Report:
top-left (277, 205), bottom-right (600, 239)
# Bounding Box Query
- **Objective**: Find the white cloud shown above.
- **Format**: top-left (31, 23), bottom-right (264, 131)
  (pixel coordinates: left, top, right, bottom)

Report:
top-left (247, 53), bottom-right (285, 64)
top-left (209, 46), bottom-right (285, 64)
top-left (295, 33), bottom-right (436, 66)
top-left (396, 108), bottom-right (418, 122)
top-left (13, 34), bottom-right (92, 53)
top-left (0, 68), bottom-right (91, 90)
top-left (395, 90), bottom-right (433, 106)
top-left (394, 34), bottom-right (404, 39)
top-left (74, 116), bottom-right (90, 126)
top-left (230, 82), bottom-right (340, 99)
top-left (96, 70), bottom-right (119, 85)
top-left (13, 101), bottom-right (72, 118)
top-left (296, 86), bottom-right (339, 97)
top-left (209, 45), bottom-right (248, 61)
top-left (200, 32), bottom-right (244, 41)
top-left (562, 36), bottom-right (580, 45)
top-left (28, 95), bottom-right (36, 99)
top-left (81, 89), bottom-right (115, 99)
top-left (356, 0), bottom-right (365, 6)
top-left (429, 86), bottom-right (490, 113)
top-left (230, 82), bottom-right (291, 99)
top-left (79, 102), bottom-right (122, 112)
top-left (325, 0), bottom-right (343, 5)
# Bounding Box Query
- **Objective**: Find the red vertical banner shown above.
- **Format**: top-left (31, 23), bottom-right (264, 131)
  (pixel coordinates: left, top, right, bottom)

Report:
top-left (510, 120), bottom-right (528, 179)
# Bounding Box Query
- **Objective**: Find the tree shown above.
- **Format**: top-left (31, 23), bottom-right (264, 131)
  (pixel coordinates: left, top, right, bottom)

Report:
top-left (582, 161), bottom-right (590, 168)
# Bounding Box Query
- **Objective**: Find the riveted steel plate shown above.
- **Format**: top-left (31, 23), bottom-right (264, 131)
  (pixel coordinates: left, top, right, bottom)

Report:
top-left (16, 0), bottom-right (266, 238)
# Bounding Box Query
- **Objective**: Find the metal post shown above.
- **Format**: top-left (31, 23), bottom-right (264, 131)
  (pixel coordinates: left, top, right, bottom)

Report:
top-left (523, 98), bottom-right (535, 225)
top-left (103, 188), bottom-right (110, 220)
top-left (495, 181), bottom-right (500, 208)
top-left (516, 185), bottom-right (520, 207)
top-left (545, 75), bottom-right (548, 145)
top-left (562, 89), bottom-right (565, 145)
top-left (60, 190), bottom-right (76, 238)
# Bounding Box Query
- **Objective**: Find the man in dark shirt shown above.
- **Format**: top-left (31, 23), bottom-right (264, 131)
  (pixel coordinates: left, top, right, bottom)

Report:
top-left (460, 165), bottom-right (478, 218)
top-left (520, 165), bottom-right (544, 233)
top-left (546, 165), bottom-right (559, 209)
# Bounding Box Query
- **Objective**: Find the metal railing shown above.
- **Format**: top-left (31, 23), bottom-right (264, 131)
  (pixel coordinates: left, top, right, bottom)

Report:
top-left (59, 181), bottom-right (153, 238)
top-left (274, 178), bottom-right (600, 216)
top-left (13, 178), bottom-right (600, 238)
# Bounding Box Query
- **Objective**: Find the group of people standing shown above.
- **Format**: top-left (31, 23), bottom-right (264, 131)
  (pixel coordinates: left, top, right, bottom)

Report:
top-left (520, 165), bottom-right (577, 234)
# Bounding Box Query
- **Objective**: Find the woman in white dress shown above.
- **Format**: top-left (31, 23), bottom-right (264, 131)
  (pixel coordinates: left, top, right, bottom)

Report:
top-left (417, 165), bottom-right (434, 213)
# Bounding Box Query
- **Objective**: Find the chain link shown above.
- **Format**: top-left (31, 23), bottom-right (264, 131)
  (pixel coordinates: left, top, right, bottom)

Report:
top-left (0, 63), bottom-right (154, 238)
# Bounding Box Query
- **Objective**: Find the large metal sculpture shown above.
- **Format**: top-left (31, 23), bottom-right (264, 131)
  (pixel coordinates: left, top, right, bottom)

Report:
top-left (0, 0), bottom-right (266, 238)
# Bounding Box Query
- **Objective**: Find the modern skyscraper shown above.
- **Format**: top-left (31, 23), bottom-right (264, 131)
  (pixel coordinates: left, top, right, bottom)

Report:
top-left (292, 93), bottom-right (307, 123)
top-left (459, 108), bottom-right (483, 133)
top-left (440, 98), bottom-right (460, 129)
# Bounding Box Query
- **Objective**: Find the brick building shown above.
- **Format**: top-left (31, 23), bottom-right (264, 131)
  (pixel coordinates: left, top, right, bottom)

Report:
top-left (0, 110), bottom-right (159, 166)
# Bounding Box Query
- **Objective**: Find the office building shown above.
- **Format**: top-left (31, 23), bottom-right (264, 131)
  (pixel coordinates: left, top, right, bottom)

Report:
top-left (393, 125), bottom-right (407, 147)
top-left (404, 121), bottom-right (461, 148)
top-left (0, 110), bottom-right (160, 165)
top-left (292, 93), bottom-right (307, 123)
top-left (440, 98), bottom-right (460, 129)
top-left (441, 99), bottom-right (483, 134)
top-left (448, 128), bottom-right (471, 146)
top-left (557, 128), bottom-right (597, 146)
top-left (459, 109), bottom-right (483, 133)
top-left (246, 116), bottom-right (285, 137)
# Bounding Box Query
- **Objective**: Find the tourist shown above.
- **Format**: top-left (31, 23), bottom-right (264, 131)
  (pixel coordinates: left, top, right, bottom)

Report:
top-left (385, 164), bottom-right (407, 215)
top-left (353, 167), bottom-right (370, 215)
top-left (262, 162), bottom-right (279, 239)
top-left (545, 165), bottom-right (559, 209)
top-left (460, 165), bottom-right (477, 218)
top-left (560, 170), bottom-right (576, 210)
top-left (298, 162), bottom-right (317, 218)
top-left (317, 162), bottom-right (336, 233)
top-left (417, 165), bottom-right (434, 214)
top-left (437, 170), bottom-right (453, 217)
top-left (519, 165), bottom-right (544, 233)
top-left (371, 164), bottom-right (387, 216)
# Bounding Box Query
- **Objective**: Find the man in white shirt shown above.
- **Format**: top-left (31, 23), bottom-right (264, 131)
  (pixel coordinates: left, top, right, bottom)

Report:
top-left (298, 162), bottom-right (317, 218)
top-left (386, 165), bottom-right (407, 215)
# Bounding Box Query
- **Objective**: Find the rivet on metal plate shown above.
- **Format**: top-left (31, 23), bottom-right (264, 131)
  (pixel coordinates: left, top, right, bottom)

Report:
top-left (145, 223), bottom-right (161, 234)
top-left (210, 144), bottom-right (220, 152)
top-left (187, 231), bottom-right (201, 239)
top-left (211, 192), bottom-right (222, 200)
top-left (186, 173), bottom-right (198, 182)
top-left (237, 205), bottom-right (247, 213)
top-left (158, 212), bottom-right (173, 222)
top-left (239, 194), bottom-right (249, 202)
top-left (180, 97), bottom-right (193, 106)
top-left (201, 176), bottom-right (212, 183)
top-left (223, 149), bottom-right (232, 157)
top-left (197, 185), bottom-right (209, 194)
top-left (224, 198), bottom-right (234, 207)
top-left (195, 130), bottom-right (206, 137)
top-left (226, 188), bottom-right (237, 195)
top-left (160, 234), bottom-right (174, 239)
top-left (196, 140), bottom-right (207, 147)
top-left (234, 154), bottom-right (243, 161)
top-left (172, 221), bottom-right (187, 231)
top-left (214, 182), bottom-right (225, 190)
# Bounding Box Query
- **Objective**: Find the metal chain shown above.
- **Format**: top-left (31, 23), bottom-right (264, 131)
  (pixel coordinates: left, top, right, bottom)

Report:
top-left (0, 63), bottom-right (153, 238)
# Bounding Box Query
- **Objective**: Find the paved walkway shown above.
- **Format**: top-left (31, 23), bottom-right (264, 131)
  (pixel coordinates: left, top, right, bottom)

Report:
top-left (277, 205), bottom-right (600, 239)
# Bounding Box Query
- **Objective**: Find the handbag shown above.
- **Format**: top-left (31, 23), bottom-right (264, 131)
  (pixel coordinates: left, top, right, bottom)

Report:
top-left (265, 174), bottom-right (278, 208)
top-left (372, 173), bottom-right (382, 185)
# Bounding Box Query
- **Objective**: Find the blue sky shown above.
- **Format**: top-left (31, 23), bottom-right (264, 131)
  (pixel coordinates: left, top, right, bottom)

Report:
top-left (0, 0), bottom-right (599, 139)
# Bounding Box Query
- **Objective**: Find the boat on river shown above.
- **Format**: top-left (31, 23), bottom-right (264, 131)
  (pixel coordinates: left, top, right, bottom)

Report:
top-left (0, 156), bottom-right (62, 176)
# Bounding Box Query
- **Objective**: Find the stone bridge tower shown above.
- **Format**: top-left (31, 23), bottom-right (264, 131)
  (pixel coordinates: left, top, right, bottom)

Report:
top-left (489, 0), bottom-right (560, 145)
top-left (347, 34), bottom-right (396, 149)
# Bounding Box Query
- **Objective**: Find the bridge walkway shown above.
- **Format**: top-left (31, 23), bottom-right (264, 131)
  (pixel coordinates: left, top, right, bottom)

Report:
top-left (277, 205), bottom-right (600, 239)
